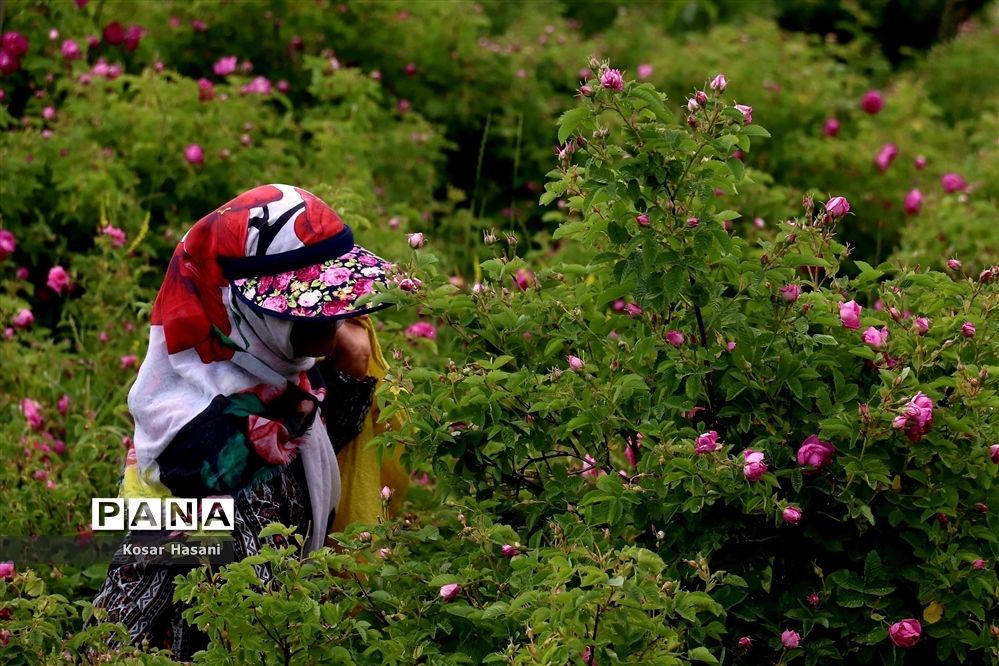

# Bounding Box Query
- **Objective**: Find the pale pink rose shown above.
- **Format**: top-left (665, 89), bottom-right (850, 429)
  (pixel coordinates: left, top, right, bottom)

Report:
top-left (407, 232), bottom-right (425, 248)
top-left (780, 284), bottom-right (801, 302)
top-left (710, 74), bottom-right (727, 91)
top-left (888, 619), bottom-right (921, 648)
top-left (321, 266), bottom-right (353, 286)
top-left (637, 64), bottom-right (653, 80)
top-left (296, 290), bottom-right (321, 308)
top-left (733, 104), bottom-right (753, 124)
top-left (380, 485), bottom-right (393, 501)
top-left (567, 354), bottom-right (584, 370)
top-left (781, 629), bottom-right (801, 649)
top-left (695, 430), bottom-right (719, 455)
top-left (358, 254), bottom-right (379, 266)
top-left (839, 300), bottom-right (862, 329)
top-left (119, 354), bottom-right (138, 369)
top-left (439, 583), bottom-right (461, 601)
top-left (12, 309), bottom-right (33, 329)
top-left (862, 325), bottom-right (889, 349)
top-left (47, 265), bottom-right (70, 294)
top-left (378, 547), bottom-right (391, 559)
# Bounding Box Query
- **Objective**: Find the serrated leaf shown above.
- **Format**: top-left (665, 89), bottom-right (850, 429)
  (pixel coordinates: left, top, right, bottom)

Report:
top-left (558, 106), bottom-right (590, 144)
top-left (688, 647), bottom-right (720, 664)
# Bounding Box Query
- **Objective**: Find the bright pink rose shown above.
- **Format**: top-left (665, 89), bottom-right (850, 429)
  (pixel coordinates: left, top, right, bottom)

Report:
top-left (947, 259), bottom-right (961, 271)
top-left (119, 354), bottom-right (138, 369)
top-left (501, 544), bottom-right (520, 557)
top-left (625, 303), bottom-right (642, 318)
top-left (213, 55), bottom-right (237, 76)
top-left (780, 629), bottom-right (800, 649)
top-left (2, 31), bottom-right (29, 57)
top-left (783, 506), bottom-right (802, 524)
top-left (825, 196), bottom-right (850, 218)
top-left (839, 300), bottom-right (862, 329)
top-left (860, 89), bottom-right (884, 114)
top-left (779, 284), bottom-right (801, 302)
top-left (0, 561), bottom-right (14, 580)
top-left (695, 430), bottom-right (720, 455)
top-left (184, 144), bottom-right (204, 166)
top-left (581, 454), bottom-right (601, 479)
top-left (600, 68), bottom-right (623, 90)
top-left (20, 398), bottom-right (43, 430)
top-left (12, 309), bottom-right (33, 329)
top-left (665, 330), bottom-right (684, 347)
top-left (513, 268), bottom-right (535, 290)
top-left (102, 225), bottom-right (127, 248)
top-left (823, 118), bottom-right (839, 136)
top-left (862, 325), bottom-right (889, 349)
top-left (797, 435), bottom-right (836, 470)
top-left (888, 619), bottom-right (921, 648)
top-left (743, 448), bottom-right (767, 482)
top-left (903, 188), bottom-right (923, 214)
top-left (241, 76), bottom-right (272, 95)
top-left (61, 39), bottom-right (82, 61)
top-left (57, 394), bottom-right (70, 416)
top-left (635, 214), bottom-right (650, 227)
top-left (0, 229), bottom-right (15, 260)
top-left (123, 24), bottom-right (145, 51)
top-left (940, 172), bottom-right (966, 193)
top-left (961, 321), bottom-right (976, 338)
top-left (874, 143), bottom-right (898, 172)
top-left (405, 321), bottom-right (437, 340)
top-left (990, 444), bottom-right (999, 464)
top-left (47, 265), bottom-right (70, 294)
top-left (892, 392), bottom-right (934, 443)
top-left (913, 317), bottom-right (930, 335)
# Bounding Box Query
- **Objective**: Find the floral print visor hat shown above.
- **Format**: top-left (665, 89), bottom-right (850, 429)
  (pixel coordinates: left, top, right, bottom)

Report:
top-left (218, 184), bottom-right (399, 321)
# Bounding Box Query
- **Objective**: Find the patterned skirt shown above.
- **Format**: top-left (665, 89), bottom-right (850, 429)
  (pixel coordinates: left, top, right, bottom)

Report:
top-left (88, 455), bottom-right (313, 662)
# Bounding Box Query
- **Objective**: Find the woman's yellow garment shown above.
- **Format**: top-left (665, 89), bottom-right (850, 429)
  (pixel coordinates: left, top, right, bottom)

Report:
top-left (330, 315), bottom-right (409, 530)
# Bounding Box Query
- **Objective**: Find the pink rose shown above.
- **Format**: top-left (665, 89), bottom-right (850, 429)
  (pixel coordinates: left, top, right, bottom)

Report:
top-left (903, 188), bottom-right (923, 215)
top-left (57, 394), bottom-right (70, 416)
top-left (888, 619), bottom-right (921, 648)
top-left (61, 39), bottom-right (82, 61)
top-left (625, 303), bottom-right (642, 317)
top-left (20, 398), bottom-right (43, 430)
top-left (914, 155), bottom-right (927, 169)
top-left (321, 266), bottom-right (353, 286)
top-left (839, 300), bottom-right (862, 329)
top-left (2, 31), bottom-right (29, 57)
top-left (637, 64), bottom-right (653, 80)
top-left (439, 583), bottom-right (461, 601)
top-left (780, 284), bottom-right (801, 302)
top-left (213, 55), bottom-right (237, 76)
top-left (358, 254), bottom-right (379, 266)
top-left (184, 143), bottom-right (204, 166)
top-left (940, 172), bottom-right (966, 193)
top-left (635, 214), bottom-right (650, 227)
top-left (807, 593), bottom-right (821, 607)
top-left (405, 321), bottom-right (437, 340)
top-left (695, 430), bottom-right (720, 455)
top-left (733, 104), bottom-right (753, 124)
top-left (12, 309), bottom-right (33, 329)
top-left (823, 118), bottom-right (839, 136)
top-left (295, 265), bottom-right (321, 282)
top-left (0, 229), bottom-right (15, 260)
top-left (600, 68), bottom-right (623, 90)
top-left (990, 444), bottom-right (999, 464)
top-left (567, 355), bottom-right (584, 371)
top-left (892, 392), bottom-right (934, 443)
top-left (862, 325), bottom-right (889, 349)
top-left (297, 290), bottom-right (322, 308)
top-left (0, 561), bottom-right (14, 580)
top-left (274, 273), bottom-right (293, 291)
top-left (972, 558), bottom-right (986, 570)
top-left (241, 76), bottom-right (272, 95)
top-left (743, 448), bottom-right (767, 482)
top-left (513, 268), bottom-right (535, 290)
top-left (47, 265), bottom-right (70, 294)
top-left (874, 143), bottom-right (898, 172)
top-left (860, 89), bottom-right (884, 114)
top-left (947, 259), bottom-right (961, 271)
top-left (262, 295), bottom-right (288, 312)
top-left (783, 506), bottom-right (802, 524)
top-left (581, 454), bottom-right (601, 479)
top-left (913, 317), bottom-right (930, 335)
top-left (797, 435), bottom-right (836, 470)
top-left (501, 544), bottom-right (520, 557)
top-left (665, 330), bottom-right (684, 347)
top-left (961, 321), bottom-right (976, 338)
top-left (197, 78), bottom-right (215, 102)
top-left (119, 354), bottom-right (138, 369)
top-left (780, 629), bottom-right (800, 649)
top-left (625, 433), bottom-right (642, 467)
top-left (825, 196), bottom-right (850, 218)
top-left (738, 636), bottom-right (752, 649)
top-left (710, 74), bottom-right (727, 91)
top-left (407, 232), bottom-right (425, 249)
top-left (351, 279), bottom-right (374, 296)
top-left (102, 225), bottom-right (127, 248)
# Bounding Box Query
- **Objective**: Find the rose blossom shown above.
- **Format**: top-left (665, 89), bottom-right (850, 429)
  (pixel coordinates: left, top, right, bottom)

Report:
top-left (184, 144), bottom-right (204, 166)
top-left (665, 330), bottom-right (684, 347)
top-left (860, 89), bottom-right (884, 114)
top-left (892, 392), bottom-right (934, 443)
top-left (695, 430), bottom-right (719, 455)
top-left (710, 74), bottom-right (727, 91)
top-left (567, 355), bottom-right (584, 371)
top-left (102, 225), bottom-right (127, 248)
top-left (797, 435), bottom-right (836, 470)
top-left (839, 300), bottom-right (862, 329)
top-left (600, 68), bottom-right (623, 90)
top-left (783, 506), bottom-right (802, 524)
top-left (197, 78), bottom-right (215, 101)
top-left (807, 593), bottom-right (821, 607)
top-left (743, 448), bottom-right (767, 482)
top-left (903, 188), bottom-right (923, 214)
top-left (213, 55), bottom-right (237, 76)
top-left (888, 619), bottom-right (921, 648)
top-left (823, 117), bottom-right (839, 136)
top-left (0, 229), bottom-right (15, 260)
top-left (58, 394), bottom-right (70, 416)
top-left (825, 196), bottom-right (850, 218)
top-left (61, 39), bottom-right (82, 61)
top-left (637, 63), bottom-right (653, 80)
top-left (581, 454), bottom-right (601, 479)
top-left (874, 143), bottom-right (898, 172)
top-left (913, 317), bottom-right (930, 335)
top-left (780, 284), bottom-right (801, 302)
top-left (12, 309), bottom-right (33, 329)
top-left (780, 629), bottom-right (800, 649)
top-left (940, 172), bottom-right (967, 193)
top-left (501, 544), bottom-right (520, 557)
top-left (0, 562), bottom-right (14, 581)
top-left (862, 325), bottom-right (889, 349)
top-left (47, 266), bottom-right (70, 294)
top-left (733, 104), bottom-right (753, 124)
top-left (404, 321), bottom-right (436, 340)
top-left (635, 214), bottom-right (650, 227)
top-left (961, 321), bottom-right (975, 338)
top-left (947, 258), bottom-right (961, 271)
top-left (990, 444), bottom-right (999, 464)
top-left (21, 398), bottom-right (43, 430)
top-left (407, 232), bottom-right (425, 249)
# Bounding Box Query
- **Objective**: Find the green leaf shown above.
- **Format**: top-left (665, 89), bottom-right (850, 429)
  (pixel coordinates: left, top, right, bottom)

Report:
top-left (558, 106), bottom-right (590, 144)
top-left (813, 334), bottom-right (838, 346)
top-left (688, 647), bottom-right (720, 665)
top-left (741, 124), bottom-right (771, 137)
top-left (714, 210), bottom-right (742, 222)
